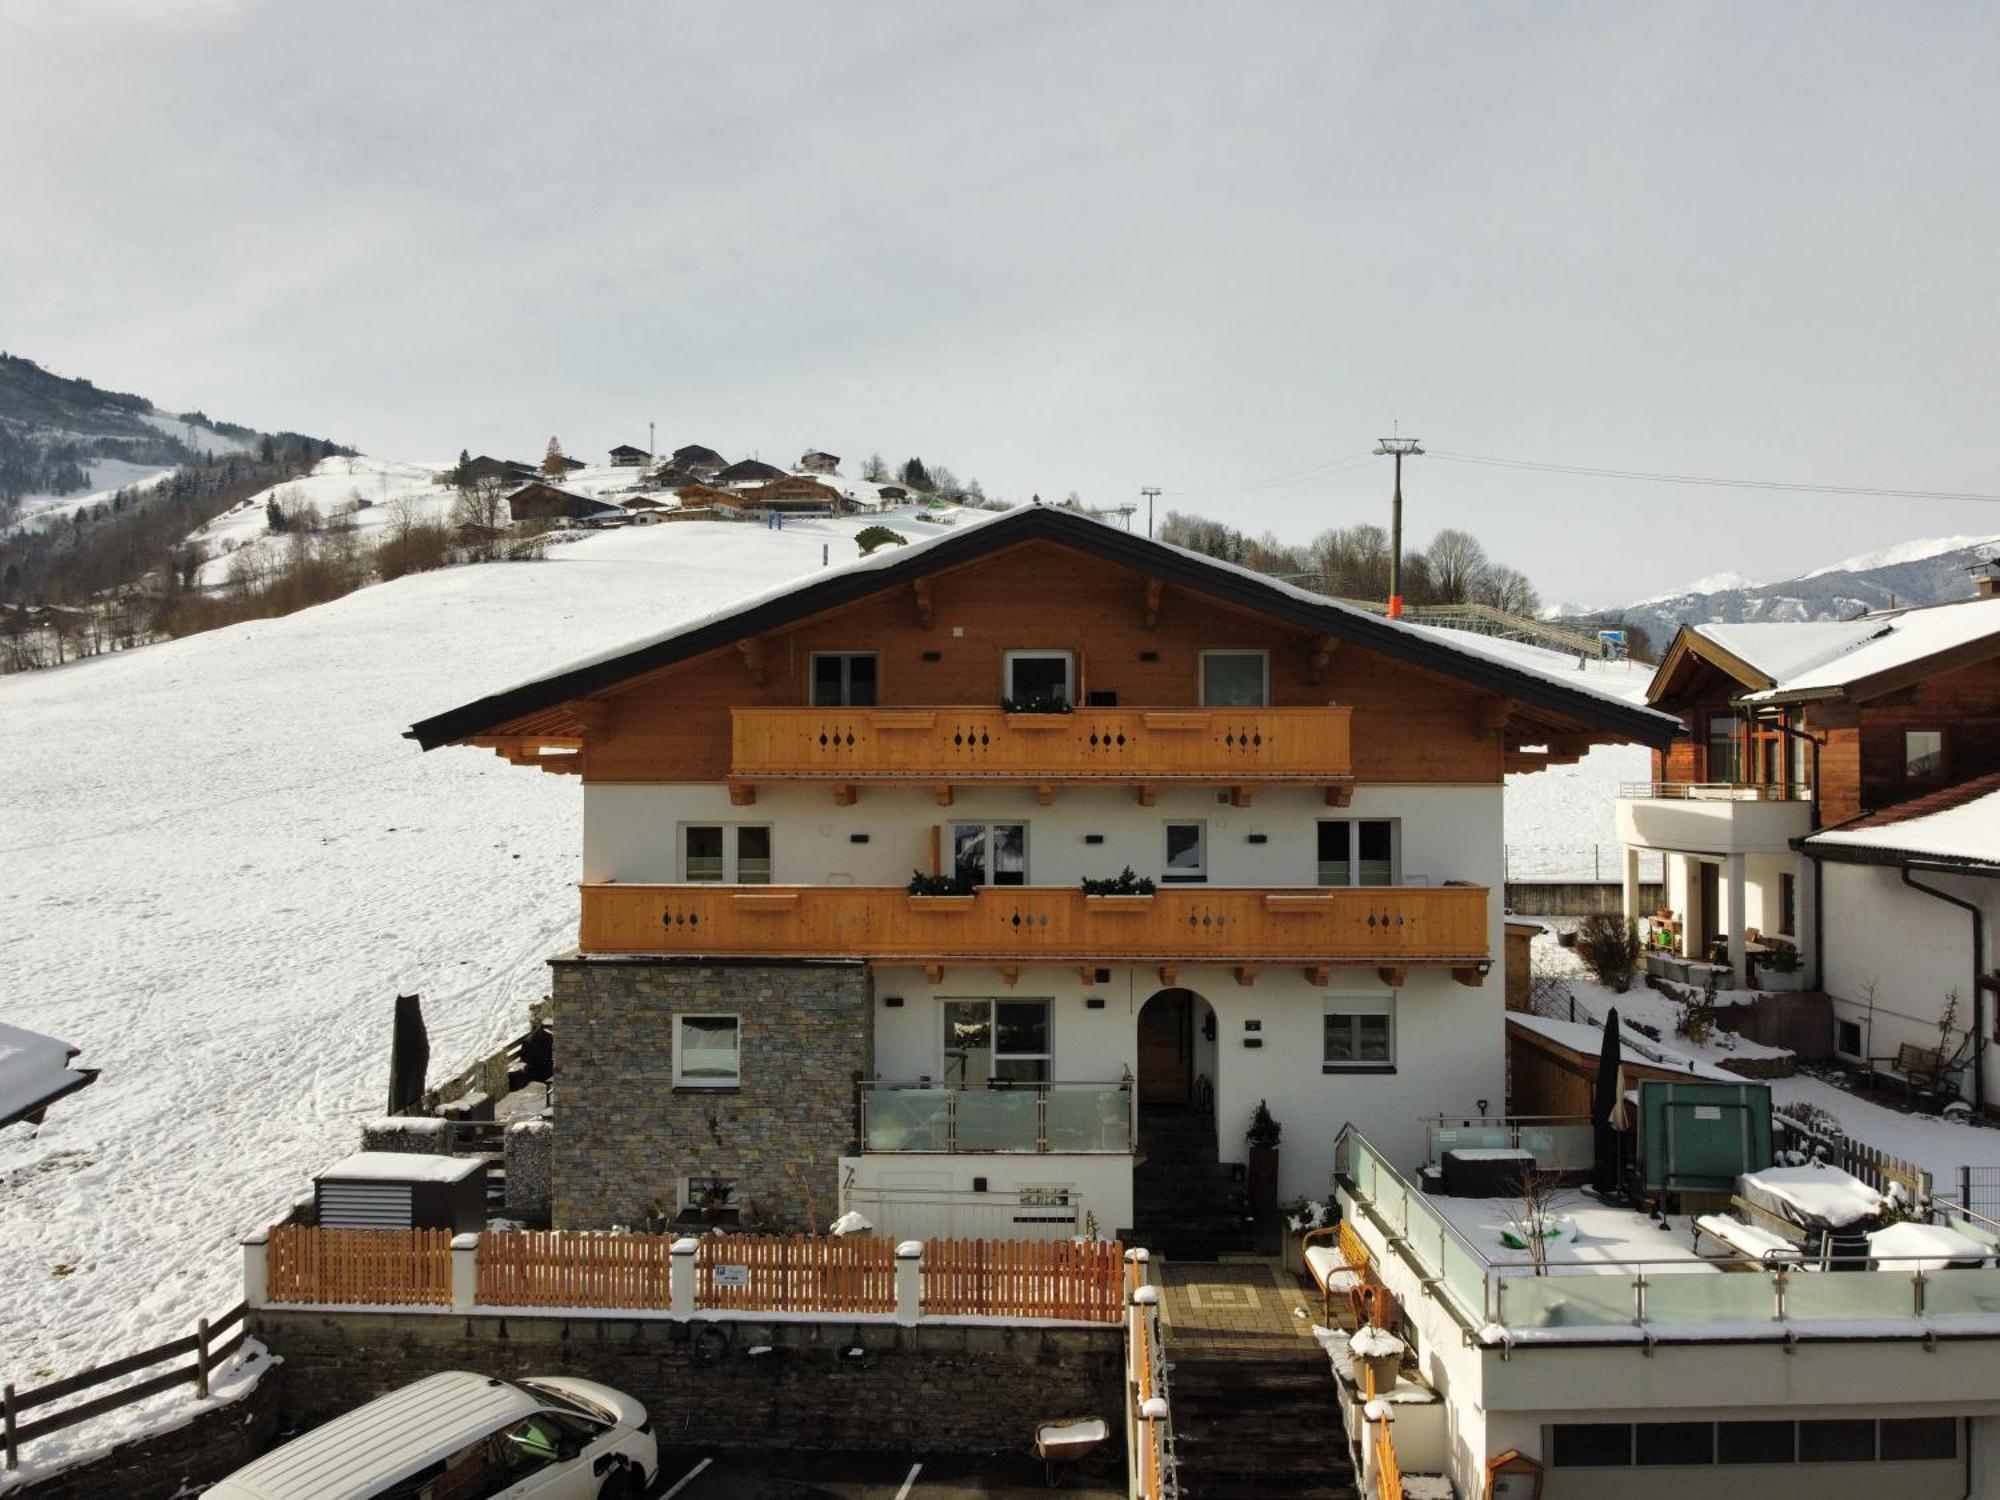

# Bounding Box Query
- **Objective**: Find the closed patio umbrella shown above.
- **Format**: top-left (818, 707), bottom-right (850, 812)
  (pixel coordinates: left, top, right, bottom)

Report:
top-left (387, 993), bottom-right (430, 1115)
top-left (1591, 1006), bottom-right (1623, 1196)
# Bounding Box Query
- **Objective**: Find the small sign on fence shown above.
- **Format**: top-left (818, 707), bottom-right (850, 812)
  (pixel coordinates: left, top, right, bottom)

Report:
top-left (712, 1264), bottom-right (751, 1289)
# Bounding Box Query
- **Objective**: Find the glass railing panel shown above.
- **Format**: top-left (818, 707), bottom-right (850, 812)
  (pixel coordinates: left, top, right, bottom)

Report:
top-left (1496, 1272), bottom-right (1636, 1329)
top-left (1439, 1232), bottom-right (1489, 1322)
top-left (1922, 1267), bottom-right (2000, 1319)
top-left (1047, 1089), bottom-right (1131, 1152)
top-left (954, 1088), bottom-right (1039, 1151)
top-left (1519, 1124), bottom-right (1595, 1173)
top-left (863, 1088), bottom-right (950, 1151)
top-left (1784, 1269), bottom-right (1918, 1322)
top-left (1643, 1269), bottom-right (1776, 1325)
top-left (1429, 1125), bottom-right (1511, 1163)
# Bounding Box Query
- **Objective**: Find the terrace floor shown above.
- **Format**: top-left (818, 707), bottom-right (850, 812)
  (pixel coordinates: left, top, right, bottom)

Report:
top-left (1156, 1259), bottom-right (1324, 1358)
top-left (1428, 1190), bottom-right (1714, 1274)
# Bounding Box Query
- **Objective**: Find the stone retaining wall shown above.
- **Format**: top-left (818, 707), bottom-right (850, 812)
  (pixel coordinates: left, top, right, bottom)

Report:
top-left (251, 1308), bottom-right (1122, 1456)
top-left (14, 1374), bottom-right (283, 1499)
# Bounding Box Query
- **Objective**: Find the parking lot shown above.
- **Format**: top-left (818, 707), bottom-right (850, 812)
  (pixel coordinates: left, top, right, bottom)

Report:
top-left (647, 1448), bottom-right (1124, 1498)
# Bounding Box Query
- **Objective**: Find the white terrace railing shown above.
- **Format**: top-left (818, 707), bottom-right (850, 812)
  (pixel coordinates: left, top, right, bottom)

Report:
top-left (1338, 1126), bottom-right (2000, 1342)
top-left (1617, 781), bottom-right (1811, 802)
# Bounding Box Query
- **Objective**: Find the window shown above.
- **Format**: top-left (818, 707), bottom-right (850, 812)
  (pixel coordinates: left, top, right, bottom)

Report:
top-left (1905, 729), bottom-right (1944, 780)
top-left (1716, 1421), bottom-right (1793, 1464)
top-left (1550, 1424), bottom-right (1631, 1466)
top-left (1317, 820), bottom-right (1396, 886)
top-left (942, 999), bottom-right (1050, 1084)
top-left (1879, 1417), bottom-right (1956, 1461)
top-left (1323, 995), bottom-right (1394, 1072)
top-left (1163, 822), bottom-right (1207, 883)
top-left (1778, 872), bottom-right (1797, 935)
top-left (1200, 650), bottom-right (1268, 707)
top-left (1707, 713), bottom-right (1740, 783)
top-left (810, 652), bottom-right (878, 706)
top-left (496, 1413), bottom-right (566, 1480)
top-left (1799, 1420), bottom-right (1875, 1463)
top-left (682, 825), bottom-right (771, 883)
top-left (1635, 1422), bottom-right (1713, 1466)
top-left (1835, 1018), bottom-right (1863, 1058)
top-left (1004, 650), bottom-right (1073, 706)
top-left (952, 822), bottom-right (1027, 886)
top-left (674, 1014), bottom-right (740, 1087)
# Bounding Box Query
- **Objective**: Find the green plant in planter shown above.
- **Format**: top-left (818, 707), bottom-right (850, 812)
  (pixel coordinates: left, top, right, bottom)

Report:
top-left (908, 869), bottom-right (976, 896)
top-left (1080, 867), bottom-right (1156, 896)
top-left (1761, 945), bottom-right (1801, 974)
top-left (1247, 1099), bottom-right (1282, 1150)
top-left (1000, 692), bottom-right (1073, 714)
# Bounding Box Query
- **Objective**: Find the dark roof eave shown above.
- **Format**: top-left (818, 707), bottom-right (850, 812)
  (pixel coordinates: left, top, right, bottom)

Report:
top-left (1797, 837), bottom-right (2000, 872)
top-left (406, 508), bottom-right (1681, 750)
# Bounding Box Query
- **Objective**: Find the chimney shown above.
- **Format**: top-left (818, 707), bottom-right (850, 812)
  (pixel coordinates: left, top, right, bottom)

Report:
top-left (1971, 560), bottom-right (2000, 599)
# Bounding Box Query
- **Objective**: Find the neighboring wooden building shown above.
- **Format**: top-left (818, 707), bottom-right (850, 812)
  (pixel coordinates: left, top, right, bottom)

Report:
top-left (461, 455), bottom-right (540, 486)
top-left (671, 483), bottom-right (742, 512)
top-left (410, 505), bottom-right (1674, 1240)
top-left (506, 482), bottom-right (625, 524)
top-left (646, 464), bottom-right (704, 490)
top-left (1505, 1013), bottom-right (1740, 1127)
top-left (1617, 591), bottom-right (2000, 987)
top-left (715, 459), bottom-right (787, 488)
top-left (877, 485), bottom-right (909, 503)
top-left (799, 450), bottom-right (841, 474)
top-left (608, 444), bottom-right (651, 468)
top-left (672, 444), bottom-right (726, 476)
top-left (739, 476), bottom-right (845, 513)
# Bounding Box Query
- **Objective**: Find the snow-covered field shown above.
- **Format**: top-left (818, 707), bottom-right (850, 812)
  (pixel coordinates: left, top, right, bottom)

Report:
top-left (188, 454), bottom-right (455, 586)
top-left (4, 414), bottom-right (256, 535)
top-left (0, 508), bottom-right (956, 1466)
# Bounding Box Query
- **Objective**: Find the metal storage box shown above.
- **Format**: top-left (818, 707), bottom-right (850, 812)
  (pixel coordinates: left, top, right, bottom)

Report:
top-left (313, 1151), bottom-right (486, 1233)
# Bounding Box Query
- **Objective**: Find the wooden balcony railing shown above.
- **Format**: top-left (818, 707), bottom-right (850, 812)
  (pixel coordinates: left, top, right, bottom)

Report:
top-left (578, 882), bottom-right (1488, 967)
top-left (729, 705), bottom-right (1353, 788)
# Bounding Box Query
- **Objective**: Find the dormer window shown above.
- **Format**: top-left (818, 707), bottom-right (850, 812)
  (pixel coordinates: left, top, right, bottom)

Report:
top-left (1004, 650), bottom-right (1073, 707)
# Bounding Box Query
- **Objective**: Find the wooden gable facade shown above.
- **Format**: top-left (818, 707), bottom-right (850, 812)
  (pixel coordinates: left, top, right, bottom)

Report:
top-left (412, 509), bottom-right (1674, 791)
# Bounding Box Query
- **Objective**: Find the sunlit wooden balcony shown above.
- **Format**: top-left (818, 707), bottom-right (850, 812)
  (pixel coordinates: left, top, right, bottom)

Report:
top-left (727, 705), bottom-right (1353, 803)
top-left (577, 882), bottom-right (1489, 980)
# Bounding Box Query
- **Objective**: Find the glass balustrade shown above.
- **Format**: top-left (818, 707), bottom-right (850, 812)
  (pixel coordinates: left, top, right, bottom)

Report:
top-left (860, 1083), bottom-right (1131, 1154)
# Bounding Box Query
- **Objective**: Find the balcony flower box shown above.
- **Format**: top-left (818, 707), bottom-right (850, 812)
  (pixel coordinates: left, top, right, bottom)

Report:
top-left (1083, 894), bottom-right (1156, 911)
top-left (906, 894), bottom-right (977, 910)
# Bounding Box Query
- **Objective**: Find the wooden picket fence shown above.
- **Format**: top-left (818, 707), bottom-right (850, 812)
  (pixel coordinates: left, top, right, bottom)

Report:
top-left (479, 1231), bottom-right (674, 1310)
top-left (695, 1234), bottom-right (896, 1313)
top-left (923, 1237), bottom-right (1124, 1321)
top-left (266, 1225), bottom-right (452, 1306)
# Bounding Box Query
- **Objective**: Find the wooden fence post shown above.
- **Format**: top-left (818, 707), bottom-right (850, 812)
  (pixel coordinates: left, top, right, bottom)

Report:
top-left (3, 1382), bottom-right (16, 1471)
top-left (895, 1240), bottom-right (924, 1325)
top-left (194, 1318), bottom-right (212, 1400)
top-left (450, 1234), bottom-right (480, 1312)
top-left (670, 1237), bottom-right (698, 1318)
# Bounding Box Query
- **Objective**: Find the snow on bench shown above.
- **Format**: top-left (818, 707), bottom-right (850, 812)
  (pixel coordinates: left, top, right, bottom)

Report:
top-left (1692, 1213), bottom-right (1803, 1266)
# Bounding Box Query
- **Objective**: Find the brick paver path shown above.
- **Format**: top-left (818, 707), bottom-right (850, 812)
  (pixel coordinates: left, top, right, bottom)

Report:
top-left (1157, 1259), bottom-right (1328, 1359)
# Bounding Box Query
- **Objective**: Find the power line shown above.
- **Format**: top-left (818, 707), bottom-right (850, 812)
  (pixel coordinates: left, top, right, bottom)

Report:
top-left (1160, 452), bottom-right (1375, 499)
top-left (1431, 450), bottom-right (2000, 505)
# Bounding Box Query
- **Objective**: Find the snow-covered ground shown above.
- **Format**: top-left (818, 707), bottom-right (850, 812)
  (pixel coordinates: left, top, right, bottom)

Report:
top-left (4, 414), bottom-right (256, 535)
top-left (188, 454), bottom-right (455, 587)
top-left (0, 509), bottom-right (954, 1463)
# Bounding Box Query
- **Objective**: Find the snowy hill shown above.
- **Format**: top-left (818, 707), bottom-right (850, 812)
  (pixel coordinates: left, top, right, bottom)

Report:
top-left (0, 353), bottom-right (262, 533)
top-left (0, 507), bottom-right (976, 1433)
top-left (1606, 533), bottom-right (1999, 645)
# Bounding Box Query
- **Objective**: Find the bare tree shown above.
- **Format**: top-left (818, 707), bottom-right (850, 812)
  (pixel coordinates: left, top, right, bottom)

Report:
top-left (1425, 527), bottom-right (1489, 602)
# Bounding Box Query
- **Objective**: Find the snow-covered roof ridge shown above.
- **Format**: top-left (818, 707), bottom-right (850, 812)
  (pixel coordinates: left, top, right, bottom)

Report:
top-left (408, 503), bottom-right (1682, 748)
top-left (1689, 618), bottom-right (1889, 684)
top-left (1739, 592), bottom-right (2000, 703)
top-left (1805, 772), bottom-right (2000, 866)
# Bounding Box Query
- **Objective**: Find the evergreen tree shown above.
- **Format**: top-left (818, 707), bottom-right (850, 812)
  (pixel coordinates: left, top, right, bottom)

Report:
top-left (453, 449), bottom-right (474, 493)
top-left (900, 456), bottom-right (933, 492)
top-left (542, 437), bottom-right (566, 479)
top-left (265, 495), bottom-right (286, 533)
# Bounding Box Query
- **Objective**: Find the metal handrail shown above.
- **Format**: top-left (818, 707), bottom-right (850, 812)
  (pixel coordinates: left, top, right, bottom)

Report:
top-left (858, 1078), bottom-right (1135, 1155)
top-left (1618, 781), bottom-right (1810, 802)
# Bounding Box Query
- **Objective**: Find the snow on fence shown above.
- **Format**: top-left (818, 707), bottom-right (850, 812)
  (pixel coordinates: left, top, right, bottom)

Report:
top-left (254, 1228), bottom-right (1124, 1323)
top-left (923, 1236), bottom-right (1125, 1321)
top-left (1505, 843), bottom-right (1662, 883)
top-left (265, 1225), bottom-right (453, 1307)
top-left (1, 1302), bottom-right (246, 1472)
top-left (694, 1233), bottom-right (895, 1314)
top-left (1773, 1113), bottom-right (1932, 1208)
top-left (1124, 1251), bottom-right (1177, 1500)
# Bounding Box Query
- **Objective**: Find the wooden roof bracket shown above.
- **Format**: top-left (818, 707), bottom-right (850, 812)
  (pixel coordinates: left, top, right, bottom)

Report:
top-left (1144, 577), bottom-right (1164, 630)
top-left (728, 781), bottom-right (757, 806)
top-left (1158, 965), bottom-right (1178, 987)
top-left (1377, 966), bottom-right (1408, 988)
top-left (1452, 965), bottom-right (1487, 988)
top-left (562, 699), bottom-right (611, 734)
top-left (1325, 784), bottom-right (1355, 808)
top-left (1309, 634), bottom-right (1340, 685)
top-left (924, 963), bottom-right (945, 985)
top-left (1477, 697), bottom-right (1517, 737)
top-left (1305, 965), bottom-right (1332, 987)
top-left (912, 577), bottom-right (934, 629)
top-left (1234, 965), bottom-right (1258, 987)
top-left (738, 636), bottom-right (768, 686)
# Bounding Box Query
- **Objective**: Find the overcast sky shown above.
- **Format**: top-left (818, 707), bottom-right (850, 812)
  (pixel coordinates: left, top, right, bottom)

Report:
top-left (5, 1), bottom-right (1997, 603)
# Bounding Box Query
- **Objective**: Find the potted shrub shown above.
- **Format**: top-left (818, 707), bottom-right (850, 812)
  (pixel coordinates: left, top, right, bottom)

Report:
top-left (1754, 945), bottom-right (1804, 992)
top-left (907, 870), bottom-right (977, 906)
top-left (1000, 692), bottom-right (1073, 716)
top-left (698, 1180), bottom-right (735, 1225)
top-left (1348, 1323), bottom-right (1405, 1394)
top-left (1080, 867), bottom-right (1157, 904)
top-left (643, 1196), bottom-right (670, 1236)
top-left (1281, 1196), bottom-right (1335, 1275)
top-left (1246, 1100), bottom-right (1282, 1217)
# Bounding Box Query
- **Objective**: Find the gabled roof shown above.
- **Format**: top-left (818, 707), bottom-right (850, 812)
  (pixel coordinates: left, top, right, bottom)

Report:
top-left (1803, 770), bottom-right (2000, 867)
top-left (608, 443), bottom-right (651, 457)
top-left (715, 458), bottom-right (787, 485)
top-left (673, 444), bottom-right (725, 464)
top-left (1646, 619), bottom-right (1886, 700)
top-left (504, 481), bottom-right (623, 516)
top-left (1740, 594), bottom-right (2000, 705)
top-left (408, 505), bottom-right (1680, 751)
top-left (1, 1023), bottom-right (98, 1130)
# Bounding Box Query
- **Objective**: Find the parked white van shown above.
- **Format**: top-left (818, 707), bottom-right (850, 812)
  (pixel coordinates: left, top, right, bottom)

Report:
top-left (206, 1369), bottom-right (659, 1500)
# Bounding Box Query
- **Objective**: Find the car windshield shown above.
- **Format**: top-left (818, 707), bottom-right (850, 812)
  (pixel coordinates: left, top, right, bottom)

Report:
top-left (519, 1380), bottom-right (613, 1424)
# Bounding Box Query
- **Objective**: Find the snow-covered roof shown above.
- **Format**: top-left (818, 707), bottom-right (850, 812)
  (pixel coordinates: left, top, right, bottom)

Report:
top-left (317, 1150), bottom-right (485, 1183)
top-left (1690, 619), bottom-right (1887, 685)
top-left (409, 504), bottom-right (1682, 749)
top-left (1805, 773), bottom-right (2000, 866)
top-left (0, 1022), bottom-right (98, 1129)
top-left (1506, 1011), bottom-right (1741, 1082)
top-left (1739, 594), bottom-right (2000, 703)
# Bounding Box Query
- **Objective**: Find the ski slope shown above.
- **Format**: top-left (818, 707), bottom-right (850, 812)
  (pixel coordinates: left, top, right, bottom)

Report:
top-left (0, 510), bottom-right (957, 1462)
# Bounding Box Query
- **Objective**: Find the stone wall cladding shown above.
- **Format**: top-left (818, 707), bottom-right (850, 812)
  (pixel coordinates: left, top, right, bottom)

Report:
top-left (251, 1309), bottom-right (1122, 1458)
top-left (505, 1119), bottom-right (552, 1220)
top-left (551, 958), bottom-right (871, 1230)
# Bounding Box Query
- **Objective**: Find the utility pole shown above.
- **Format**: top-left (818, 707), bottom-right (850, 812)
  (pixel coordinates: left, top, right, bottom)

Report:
top-left (1373, 431), bottom-right (1423, 618)
top-left (649, 420), bottom-right (655, 459)
top-left (1141, 486), bottom-right (1161, 539)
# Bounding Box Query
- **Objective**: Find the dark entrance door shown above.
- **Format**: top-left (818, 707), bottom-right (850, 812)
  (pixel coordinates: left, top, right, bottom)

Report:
top-left (1137, 989), bottom-right (1193, 1106)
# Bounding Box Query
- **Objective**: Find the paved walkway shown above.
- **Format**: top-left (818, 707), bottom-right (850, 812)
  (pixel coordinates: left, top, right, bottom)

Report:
top-left (1156, 1258), bottom-right (1331, 1358)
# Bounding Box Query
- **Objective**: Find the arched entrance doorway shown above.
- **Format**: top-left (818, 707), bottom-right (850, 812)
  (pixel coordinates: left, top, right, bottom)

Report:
top-left (1136, 987), bottom-right (1216, 1109)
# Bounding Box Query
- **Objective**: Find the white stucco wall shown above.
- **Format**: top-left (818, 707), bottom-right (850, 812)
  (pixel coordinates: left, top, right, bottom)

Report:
top-left (1822, 859), bottom-right (1998, 1102)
